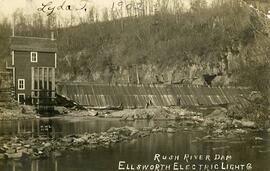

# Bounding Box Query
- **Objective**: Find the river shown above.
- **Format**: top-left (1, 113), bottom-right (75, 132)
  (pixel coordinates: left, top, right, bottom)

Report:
top-left (0, 117), bottom-right (270, 171)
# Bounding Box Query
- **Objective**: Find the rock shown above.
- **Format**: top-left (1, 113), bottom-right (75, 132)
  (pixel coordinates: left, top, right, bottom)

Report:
top-left (249, 91), bottom-right (264, 102)
top-left (61, 137), bottom-right (73, 143)
top-left (24, 144), bottom-right (31, 148)
top-left (184, 128), bottom-right (189, 131)
top-left (191, 137), bottom-right (202, 143)
top-left (210, 108), bottom-right (228, 116)
top-left (0, 153), bottom-right (5, 159)
top-left (126, 117), bottom-right (135, 121)
top-left (267, 128), bottom-right (270, 133)
top-left (213, 129), bottom-right (223, 134)
top-left (233, 119), bottom-right (256, 128)
top-left (232, 119), bottom-right (242, 128)
top-left (107, 127), bottom-right (119, 133)
top-left (152, 127), bottom-right (163, 133)
top-left (21, 105), bottom-right (35, 114)
top-left (181, 120), bottom-right (195, 126)
top-left (6, 149), bottom-right (16, 154)
top-left (110, 110), bottom-right (128, 118)
top-left (254, 137), bottom-right (263, 141)
top-left (0, 148), bottom-right (5, 153)
top-left (125, 126), bottom-right (139, 136)
top-left (264, 120), bottom-right (270, 128)
top-left (43, 142), bottom-right (52, 148)
top-left (5, 152), bottom-right (23, 159)
top-left (167, 128), bottom-right (176, 133)
top-left (202, 119), bottom-right (215, 127)
top-left (233, 129), bottom-right (248, 134)
top-left (139, 132), bottom-right (150, 137)
top-left (54, 106), bottom-right (69, 114)
top-left (17, 148), bottom-right (28, 154)
top-left (241, 120), bottom-right (256, 128)
top-left (205, 108), bottom-right (229, 123)
top-left (27, 148), bottom-right (33, 153)
top-left (202, 135), bottom-right (212, 140)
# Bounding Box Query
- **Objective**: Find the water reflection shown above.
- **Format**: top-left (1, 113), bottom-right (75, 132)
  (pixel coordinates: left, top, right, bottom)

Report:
top-left (3, 159), bottom-right (59, 171)
top-left (0, 118), bottom-right (162, 137)
top-left (0, 119), bottom-right (270, 171)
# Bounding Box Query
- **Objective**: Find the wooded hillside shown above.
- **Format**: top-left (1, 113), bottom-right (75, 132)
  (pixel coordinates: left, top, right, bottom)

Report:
top-left (0, 0), bottom-right (269, 96)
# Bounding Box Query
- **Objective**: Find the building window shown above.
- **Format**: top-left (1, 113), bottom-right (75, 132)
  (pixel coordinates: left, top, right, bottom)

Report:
top-left (31, 52), bottom-right (38, 62)
top-left (17, 93), bottom-right (25, 104)
top-left (18, 79), bottom-right (25, 90)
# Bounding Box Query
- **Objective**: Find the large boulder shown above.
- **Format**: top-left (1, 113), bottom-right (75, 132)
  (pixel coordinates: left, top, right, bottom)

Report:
top-left (167, 128), bottom-right (176, 133)
top-left (241, 120), bottom-right (256, 128)
top-left (233, 119), bottom-right (256, 128)
top-left (110, 110), bottom-right (127, 118)
top-left (227, 105), bottom-right (244, 119)
top-left (206, 108), bottom-right (228, 122)
top-left (54, 107), bottom-right (69, 114)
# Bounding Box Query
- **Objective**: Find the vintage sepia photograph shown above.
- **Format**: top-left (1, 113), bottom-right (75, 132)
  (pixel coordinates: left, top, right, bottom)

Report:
top-left (0, 0), bottom-right (269, 170)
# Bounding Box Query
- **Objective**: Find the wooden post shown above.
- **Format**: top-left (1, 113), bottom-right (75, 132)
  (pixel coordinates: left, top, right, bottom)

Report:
top-left (17, 120), bottom-right (20, 134)
top-left (52, 68), bottom-right (55, 98)
top-left (47, 67), bottom-right (49, 90)
top-left (31, 120), bottom-right (34, 138)
top-left (12, 68), bottom-right (15, 88)
top-left (136, 65), bottom-right (140, 84)
top-left (37, 120), bottom-right (40, 136)
top-left (12, 16), bottom-right (15, 37)
top-left (41, 68), bottom-right (44, 90)
top-left (31, 67), bottom-right (34, 104)
top-left (37, 68), bottom-right (40, 104)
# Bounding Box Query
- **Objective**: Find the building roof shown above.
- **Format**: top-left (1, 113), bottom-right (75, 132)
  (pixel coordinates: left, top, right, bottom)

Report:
top-left (10, 36), bottom-right (57, 52)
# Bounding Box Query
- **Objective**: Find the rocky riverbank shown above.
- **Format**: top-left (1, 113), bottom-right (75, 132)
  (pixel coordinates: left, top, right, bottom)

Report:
top-left (0, 105), bottom-right (36, 121)
top-left (0, 126), bottom-right (151, 160)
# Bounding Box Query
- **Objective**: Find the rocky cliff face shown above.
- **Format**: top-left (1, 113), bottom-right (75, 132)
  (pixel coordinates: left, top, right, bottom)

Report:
top-left (58, 58), bottom-right (232, 86)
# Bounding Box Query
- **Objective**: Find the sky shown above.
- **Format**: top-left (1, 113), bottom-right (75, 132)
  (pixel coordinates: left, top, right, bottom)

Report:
top-left (0, 0), bottom-right (113, 15)
top-left (0, 0), bottom-right (215, 23)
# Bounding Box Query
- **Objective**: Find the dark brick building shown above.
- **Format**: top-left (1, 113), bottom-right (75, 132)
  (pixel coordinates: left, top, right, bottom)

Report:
top-left (9, 35), bottom-right (57, 104)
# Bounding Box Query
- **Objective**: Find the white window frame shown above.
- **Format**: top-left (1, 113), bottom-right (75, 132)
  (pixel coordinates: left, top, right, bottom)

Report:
top-left (31, 52), bottom-right (38, 63)
top-left (18, 79), bottom-right (25, 90)
top-left (17, 93), bottom-right (25, 104)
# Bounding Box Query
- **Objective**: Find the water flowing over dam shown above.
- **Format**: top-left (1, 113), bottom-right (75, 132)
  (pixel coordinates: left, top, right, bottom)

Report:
top-left (56, 82), bottom-right (251, 108)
